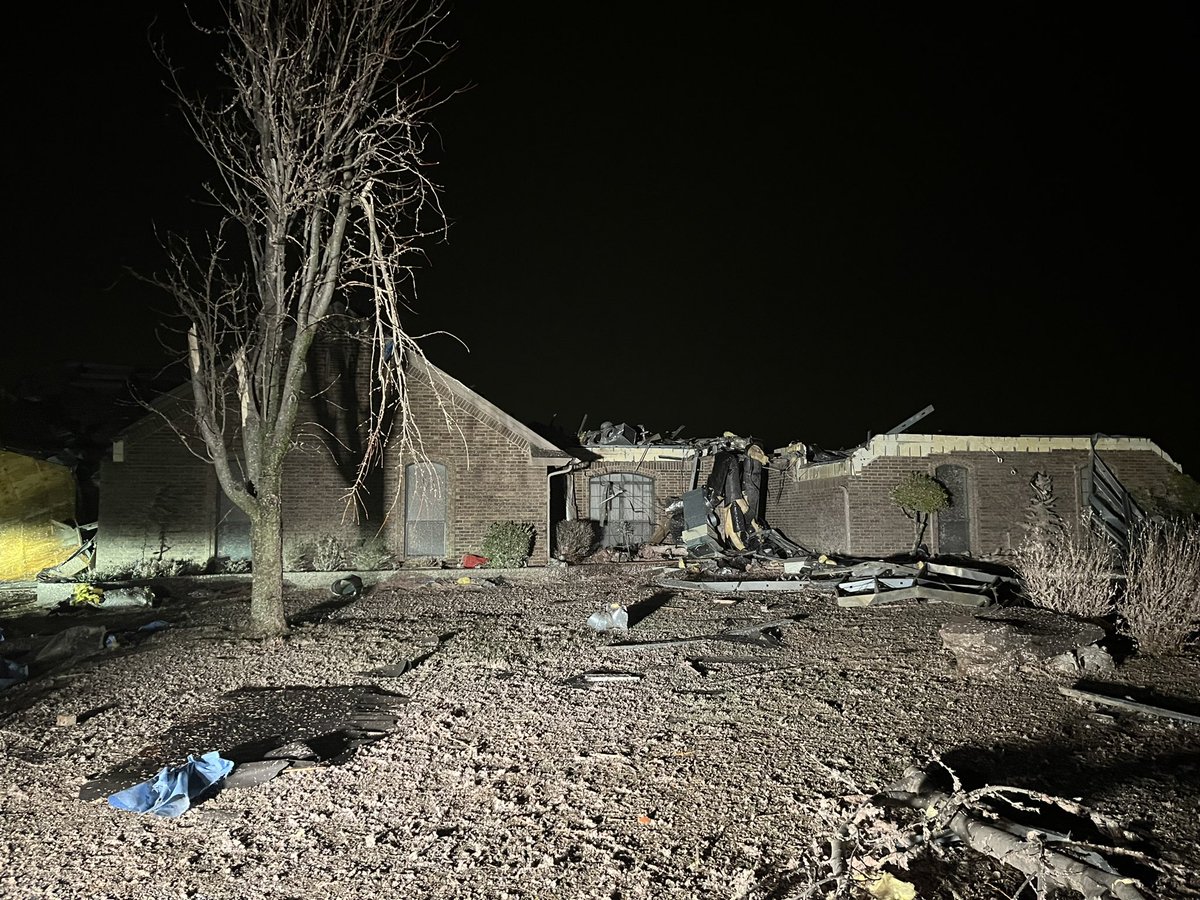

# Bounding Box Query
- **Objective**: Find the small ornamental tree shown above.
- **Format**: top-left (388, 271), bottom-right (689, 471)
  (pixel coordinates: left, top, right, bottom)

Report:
top-left (889, 473), bottom-right (950, 555)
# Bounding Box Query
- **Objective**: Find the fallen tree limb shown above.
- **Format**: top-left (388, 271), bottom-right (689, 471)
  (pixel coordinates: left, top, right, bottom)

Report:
top-left (871, 765), bottom-right (1151, 900)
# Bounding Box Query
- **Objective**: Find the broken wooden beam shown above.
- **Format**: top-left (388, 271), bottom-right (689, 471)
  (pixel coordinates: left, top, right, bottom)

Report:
top-left (1058, 686), bottom-right (1200, 725)
top-left (836, 585), bottom-right (992, 608)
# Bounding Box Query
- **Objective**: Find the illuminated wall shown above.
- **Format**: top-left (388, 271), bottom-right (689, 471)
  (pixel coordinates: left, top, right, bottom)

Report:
top-left (0, 450), bottom-right (80, 581)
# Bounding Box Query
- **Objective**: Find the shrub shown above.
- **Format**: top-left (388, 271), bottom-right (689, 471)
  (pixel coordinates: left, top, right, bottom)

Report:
top-left (1120, 520), bottom-right (1200, 655)
top-left (889, 473), bottom-right (950, 553)
top-left (131, 558), bottom-right (197, 579)
top-left (481, 521), bottom-right (535, 568)
top-left (300, 534), bottom-right (351, 571)
top-left (556, 519), bottom-right (599, 563)
top-left (1011, 515), bottom-right (1118, 618)
top-left (350, 537), bottom-right (397, 571)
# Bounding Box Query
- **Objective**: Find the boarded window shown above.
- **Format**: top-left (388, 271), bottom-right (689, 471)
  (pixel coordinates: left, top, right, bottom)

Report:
top-left (935, 464), bottom-right (970, 555)
top-left (405, 462), bottom-right (448, 557)
top-left (589, 473), bottom-right (654, 547)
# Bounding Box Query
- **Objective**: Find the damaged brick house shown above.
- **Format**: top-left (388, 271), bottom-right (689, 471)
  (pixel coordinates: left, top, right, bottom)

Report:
top-left (766, 433), bottom-right (1184, 559)
top-left (96, 335), bottom-right (570, 572)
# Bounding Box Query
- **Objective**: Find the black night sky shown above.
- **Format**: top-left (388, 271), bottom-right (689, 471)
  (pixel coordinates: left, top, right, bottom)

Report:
top-left (6, 3), bottom-right (1197, 472)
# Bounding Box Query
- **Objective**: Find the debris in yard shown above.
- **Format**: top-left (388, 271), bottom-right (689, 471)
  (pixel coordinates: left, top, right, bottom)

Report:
top-left (864, 872), bottom-right (916, 900)
top-left (105, 619), bottom-right (171, 649)
top-left (838, 585), bottom-right (992, 608)
top-left (80, 685), bottom-right (409, 802)
top-left (564, 670), bottom-right (643, 689)
top-left (107, 751), bottom-right (233, 818)
top-left (1, 657), bottom-right (28, 690)
top-left (607, 617), bottom-right (801, 651)
top-left (587, 602), bottom-right (629, 632)
top-left (1049, 643), bottom-right (1115, 675)
top-left (71, 584), bottom-right (105, 607)
top-left (330, 574), bottom-right (364, 599)
top-left (461, 554), bottom-right (488, 568)
top-left (788, 760), bottom-right (1157, 900)
top-left (100, 586), bottom-right (157, 608)
top-left (1058, 685), bottom-right (1200, 725)
top-left (221, 758), bottom-right (291, 789)
top-left (658, 577), bottom-right (815, 594)
top-left (54, 701), bottom-right (118, 727)
top-left (939, 613), bottom-right (1107, 676)
top-left (33, 624), bottom-right (107, 665)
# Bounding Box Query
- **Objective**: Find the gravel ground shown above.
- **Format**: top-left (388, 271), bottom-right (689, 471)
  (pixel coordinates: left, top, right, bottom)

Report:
top-left (1, 566), bottom-right (1197, 900)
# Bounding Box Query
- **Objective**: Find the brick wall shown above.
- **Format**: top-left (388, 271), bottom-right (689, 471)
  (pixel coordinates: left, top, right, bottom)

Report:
top-left (766, 470), bottom-right (850, 553)
top-left (381, 369), bottom-right (553, 565)
top-left (98, 339), bottom-right (556, 569)
top-left (771, 447), bottom-right (1181, 558)
top-left (97, 423), bottom-right (218, 571)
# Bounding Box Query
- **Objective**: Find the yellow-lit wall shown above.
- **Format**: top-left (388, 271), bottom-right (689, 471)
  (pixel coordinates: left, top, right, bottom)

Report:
top-left (0, 451), bottom-right (79, 581)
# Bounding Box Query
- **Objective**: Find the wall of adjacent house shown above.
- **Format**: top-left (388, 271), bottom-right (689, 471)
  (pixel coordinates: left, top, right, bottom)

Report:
top-left (96, 424), bottom-right (219, 572)
top-left (772, 448), bottom-right (1182, 559)
top-left (0, 451), bottom-right (81, 581)
top-left (382, 371), bottom-right (552, 565)
top-left (98, 338), bottom-right (556, 571)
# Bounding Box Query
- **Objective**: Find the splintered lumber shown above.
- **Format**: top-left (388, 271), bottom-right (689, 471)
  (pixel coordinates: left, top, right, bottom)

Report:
top-left (836, 585), bottom-right (991, 608)
top-left (1058, 686), bottom-right (1200, 725)
top-left (658, 577), bottom-right (811, 594)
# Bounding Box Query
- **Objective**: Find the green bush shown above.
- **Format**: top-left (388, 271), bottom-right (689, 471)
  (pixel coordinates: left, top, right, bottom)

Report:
top-left (889, 473), bottom-right (950, 553)
top-left (481, 521), bottom-right (536, 568)
top-left (556, 519), bottom-right (599, 563)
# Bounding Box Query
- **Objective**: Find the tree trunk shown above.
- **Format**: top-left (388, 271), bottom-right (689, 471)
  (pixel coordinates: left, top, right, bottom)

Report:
top-left (249, 474), bottom-right (288, 636)
top-left (912, 513), bottom-right (928, 555)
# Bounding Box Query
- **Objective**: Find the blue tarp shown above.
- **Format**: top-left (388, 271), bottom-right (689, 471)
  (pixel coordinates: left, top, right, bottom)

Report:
top-left (108, 751), bottom-right (233, 817)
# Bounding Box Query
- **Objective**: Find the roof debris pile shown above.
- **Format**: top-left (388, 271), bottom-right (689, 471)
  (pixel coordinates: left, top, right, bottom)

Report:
top-left (662, 552), bottom-right (1019, 608)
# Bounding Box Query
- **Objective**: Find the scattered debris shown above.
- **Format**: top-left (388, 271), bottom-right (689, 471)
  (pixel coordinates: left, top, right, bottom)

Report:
top-left (587, 602), bottom-right (629, 632)
top-left (838, 585), bottom-right (992, 609)
top-left (1058, 685), bottom-right (1200, 725)
top-left (55, 701), bottom-right (118, 728)
top-left (107, 751), bottom-right (233, 818)
top-left (330, 575), bottom-right (364, 599)
top-left (101, 586), bottom-right (157, 608)
top-left (33, 625), bottom-right (107, 665)
top-left (606, 617), bottom-right (802, 651)
top-left (939, 613), bottom-right (1107, 676)
top-left (659, 577), bottom-right (816, 594)
top-left (789, 760), bottom-right (1156, 900)
top-left (461, 554), bottom-right (488, 568)
top-left (1049, 643), bottom-right (1115, 675)
top-left (564, 670), bottom-right (644, 690)
top-left (71, 584), bottom-right (105, 607)
top-left (80, 684), bottom-right (409, 803)
top-left (222, 759), bottom-right (291, 789)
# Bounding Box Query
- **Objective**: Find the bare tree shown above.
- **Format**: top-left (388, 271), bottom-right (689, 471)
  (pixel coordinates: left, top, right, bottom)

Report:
top-left (151, 0), bottom-right (454, 635)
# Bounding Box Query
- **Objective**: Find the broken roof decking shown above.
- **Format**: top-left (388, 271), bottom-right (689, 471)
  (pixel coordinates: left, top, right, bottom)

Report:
top-left (785, 434), bottom-right (1181, 481)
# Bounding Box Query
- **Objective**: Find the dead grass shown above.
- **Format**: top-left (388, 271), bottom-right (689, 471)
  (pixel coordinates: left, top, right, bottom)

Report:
top-left (1121, 519), bottom-right (1200, 655)
top-left (1011, 518), bottom-right (1118, 619)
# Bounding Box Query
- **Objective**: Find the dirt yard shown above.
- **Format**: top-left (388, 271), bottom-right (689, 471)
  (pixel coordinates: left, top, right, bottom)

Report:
top-left (1, 566), bottom-right (1197, 900)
